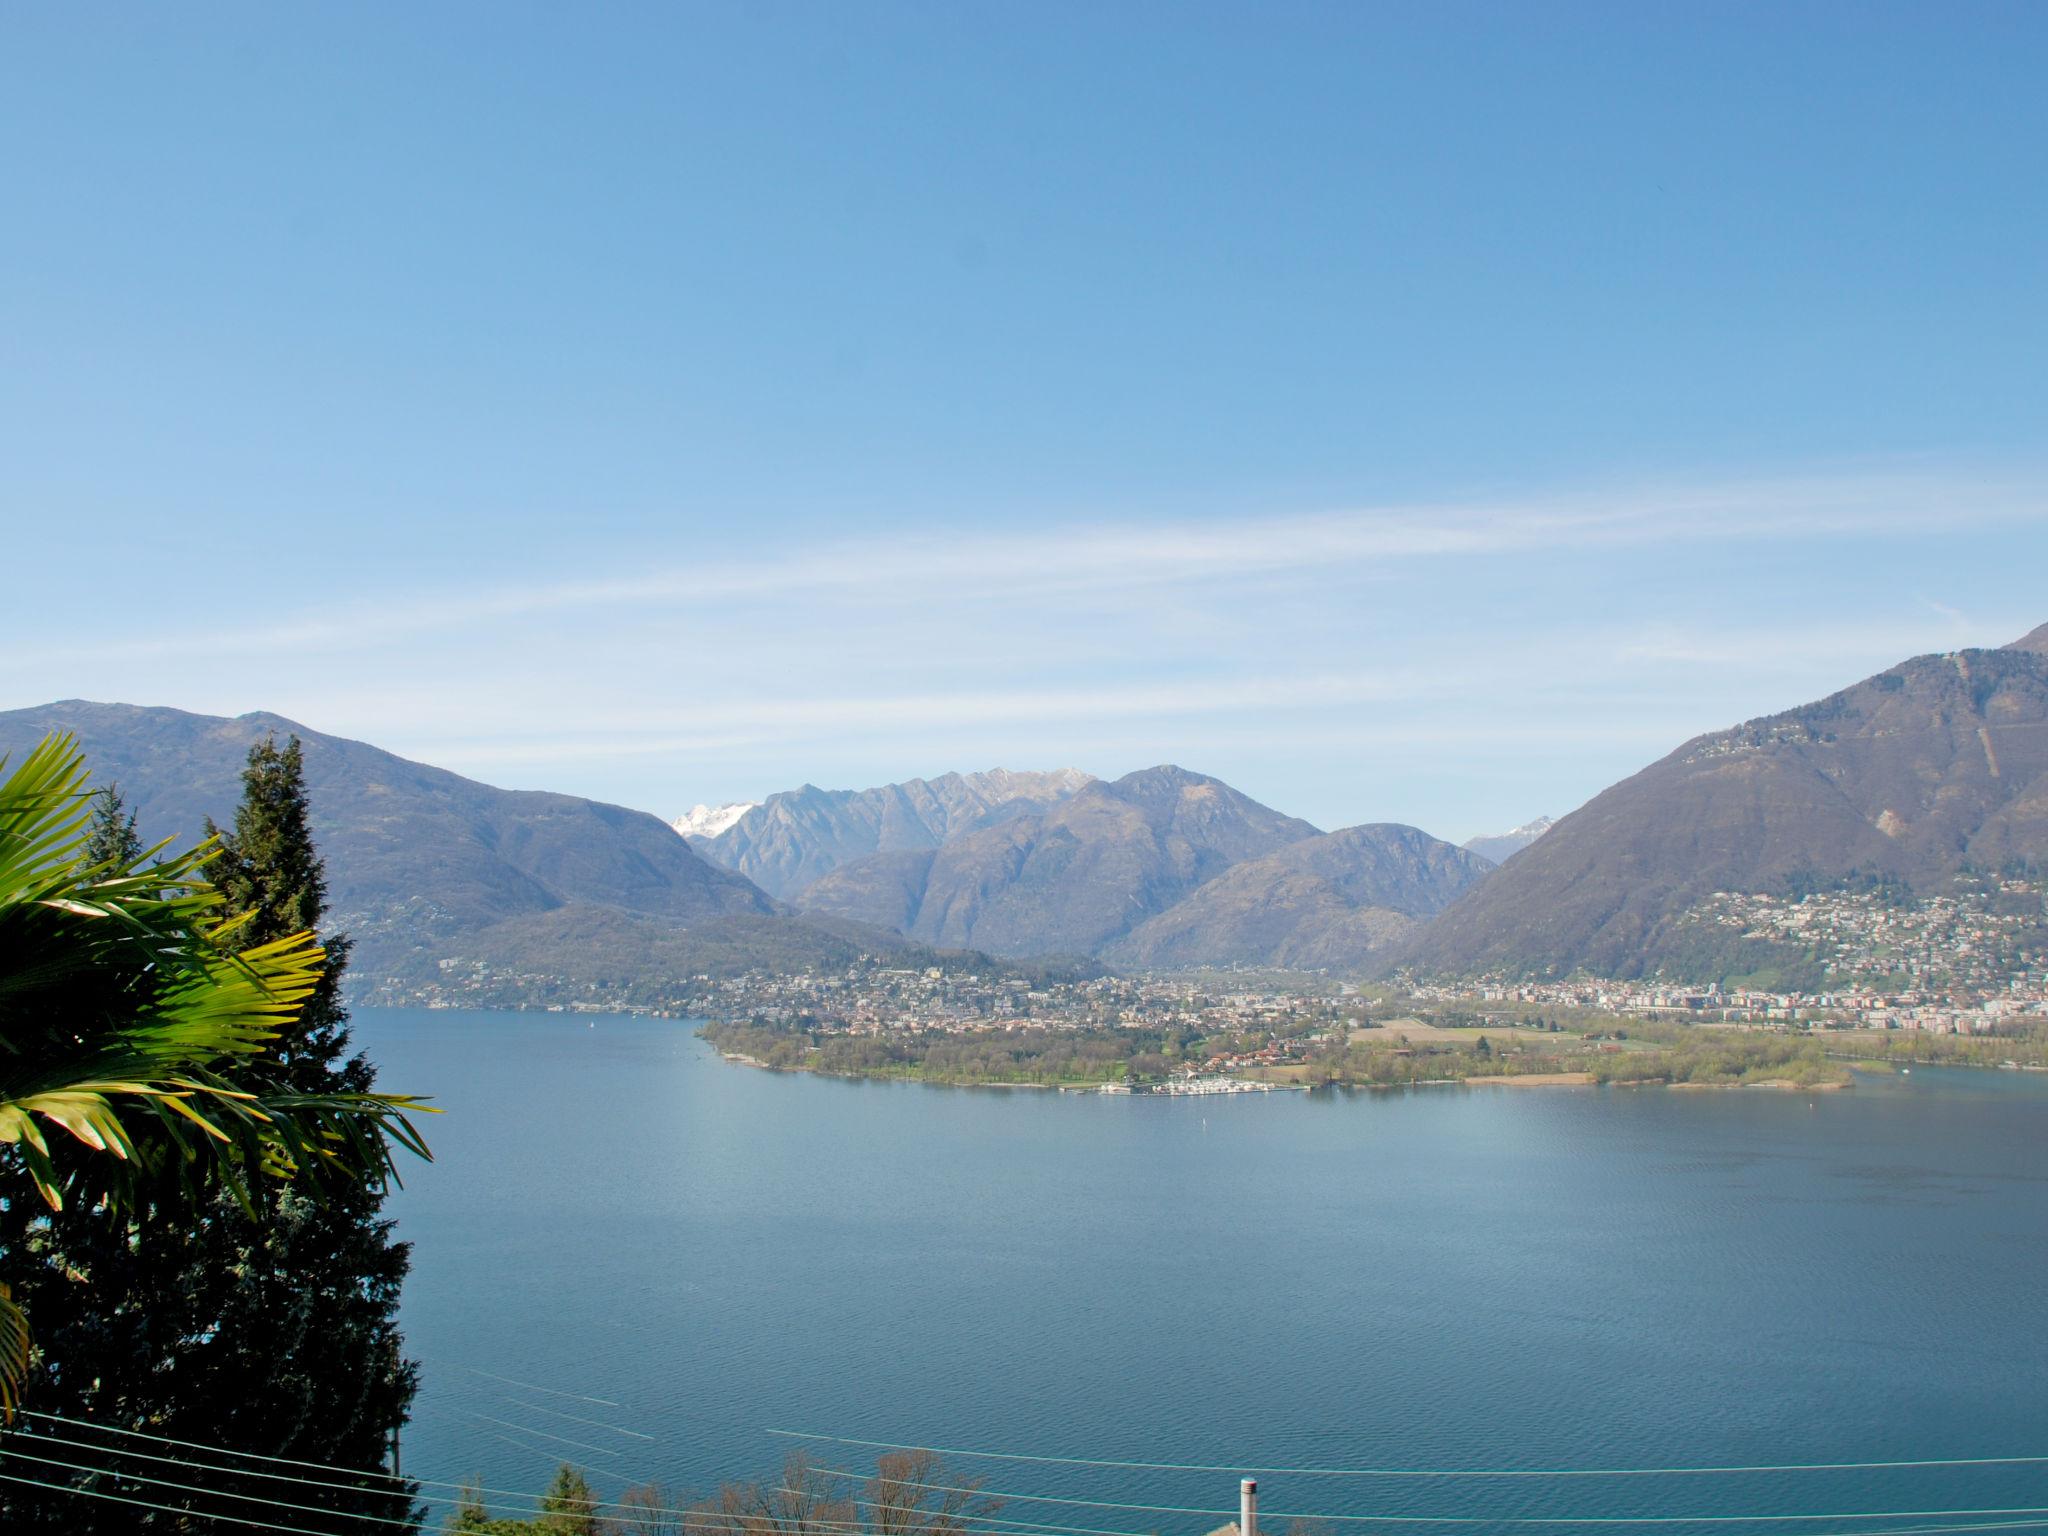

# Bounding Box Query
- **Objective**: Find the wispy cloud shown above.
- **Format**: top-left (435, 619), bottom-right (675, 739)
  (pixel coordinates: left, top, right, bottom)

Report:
top-left (1613, 616), bottom-right (2018, 669)
top-left (399, 669), bottom-right (1448, 764)
top-left (17, 466), bottom-right (2043, 670)
top-left (13, 463), bottom-right (2046, 836)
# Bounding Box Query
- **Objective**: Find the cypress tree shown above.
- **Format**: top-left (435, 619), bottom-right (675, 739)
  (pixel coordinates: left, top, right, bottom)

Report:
top-left (0, 736), bottom-right (422, 1531)
top-left (204, 736), bottom-right (362, 1086)
top-left (188, 735), bottom-right (423, 1505)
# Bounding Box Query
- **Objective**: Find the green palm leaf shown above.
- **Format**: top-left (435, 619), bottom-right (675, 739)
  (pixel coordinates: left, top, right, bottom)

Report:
top-left (0, 733), bottom-right (435, 1418)
top-left (0, 1286), bottom-right (25, 1422)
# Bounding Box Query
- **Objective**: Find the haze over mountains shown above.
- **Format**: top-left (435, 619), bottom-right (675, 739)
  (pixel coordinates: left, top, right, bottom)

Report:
top-left (10, 621), bottom-right (2045, 995)
top-left (0, 701), bottom-right (1492, 981)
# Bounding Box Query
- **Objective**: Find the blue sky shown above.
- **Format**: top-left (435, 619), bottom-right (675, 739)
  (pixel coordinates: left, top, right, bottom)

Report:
top-left (4, 2), bottom-right (2046, 839)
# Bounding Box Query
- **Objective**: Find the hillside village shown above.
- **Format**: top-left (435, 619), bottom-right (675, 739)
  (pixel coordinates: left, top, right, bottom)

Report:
top-left (1413, 872), bottom-right (2048, 1037)
top-left (376, 870), bottom-right (2048, 1044)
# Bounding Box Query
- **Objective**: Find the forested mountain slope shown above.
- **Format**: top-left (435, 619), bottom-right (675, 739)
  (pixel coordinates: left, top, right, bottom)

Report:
top-left (1405, 624), bottom-right (2048, 979)
top-left (798, 765), bottom-right (1322, 957)
top-left (0, 702), bottom-right (856, 988)
top-left (691, 769), bottom-right (1094, 898)
top-left (1104, 823), bottom-right (1491, 969)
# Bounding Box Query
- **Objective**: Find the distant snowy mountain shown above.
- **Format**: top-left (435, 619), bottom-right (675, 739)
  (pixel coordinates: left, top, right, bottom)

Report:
top-left (1461, 816), bottom-right (1555, 866)
top-left (672, 801), bottom-right (757, 840)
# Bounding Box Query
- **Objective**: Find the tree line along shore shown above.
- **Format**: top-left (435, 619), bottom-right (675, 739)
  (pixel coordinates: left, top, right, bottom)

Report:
top-left (691, 1006), bottom-right (1999, 1092)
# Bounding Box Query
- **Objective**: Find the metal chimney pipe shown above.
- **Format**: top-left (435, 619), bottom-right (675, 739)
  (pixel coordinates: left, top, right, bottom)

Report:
top-left (1242, 1479), bottom-right (1258, 1536)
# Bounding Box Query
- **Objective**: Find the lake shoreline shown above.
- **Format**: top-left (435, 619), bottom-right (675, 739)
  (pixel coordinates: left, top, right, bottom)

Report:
top-left (713, 1049), bottom-right (1067, 1089)
top-left (712, 1050), bottom-right (1849, 1095)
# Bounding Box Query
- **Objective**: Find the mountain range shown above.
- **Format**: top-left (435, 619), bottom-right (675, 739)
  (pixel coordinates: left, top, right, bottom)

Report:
top-left (1101, 823), bottom-right (1491, 969)
top-left (685, 769), bottom-right (1096, 899)
top-left (670, 764), bottom-right (1494, 968)
top-left (792, 766), bottom-right (1328, 957)
top-left (0, 702), bottom-right (1487, 982)
top-left (11, 619), bottom-right (2044, 994)
top-left (0, 702), bottom-right (1001, 994)
top-left (672, 801), bottom-right (755, 839)
top-left (1405, 622), bottom-right (2048, 979)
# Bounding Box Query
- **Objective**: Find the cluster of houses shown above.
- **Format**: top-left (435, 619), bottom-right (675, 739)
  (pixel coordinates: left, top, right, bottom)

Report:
top-left (686, 965), bottom-right (1360, 1039)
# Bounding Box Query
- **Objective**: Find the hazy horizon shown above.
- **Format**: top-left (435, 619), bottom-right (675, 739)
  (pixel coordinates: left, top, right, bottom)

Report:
top-left (6, 5), bottom-right (2046, 840)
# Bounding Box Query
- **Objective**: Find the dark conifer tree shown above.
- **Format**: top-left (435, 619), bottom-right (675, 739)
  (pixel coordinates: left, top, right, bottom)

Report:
top-left (0, 737), bottom-right (421, 1531)
top-left (184, 735), bottom-right (423, 1506)
top-left (80, 783), bottom-right (144, 869)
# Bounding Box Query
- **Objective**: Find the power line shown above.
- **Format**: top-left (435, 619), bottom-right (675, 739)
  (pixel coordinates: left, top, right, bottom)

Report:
top-left (7, 1460), bottom-right (2046, 1536)
top-left (19, 1409), bottom-right (409, 1481)
top-left (11, 1418), bottom-right (651, 1517)
top-left (460, 1364), bottom-right (625, 1407)
top-left (30, 1404), bottom-right (2048, 1536)
top-left (492, 1392), bottom-right (660, 1441)
top-left (0, 1445), bottom-right (434, 1530)
top-left (768, 1482), bottom-right (1193, 1536)
top-left (469, 1411), bottom-right (628, 1458)
top-left (6, 1440), bottom-right (731, 1536)
top-left (5, 1426), bottom-right (454, 1504)
top-left (771, 1432), bottom-right (2048, 1482)
top-left (0, 1468), bottom-right (385, 1536)
top-left (5, 1426), bottom-right (1155, 1536)
top-left (801, 1465), bottom-right (2048, 1528)
top-left (21, 1404), bottom-right (628, 1500)
top-left (428, 1370), bottom-right (657, 1440)
top-left (1258, 1508), bottom-right (2048, 1527)
top-left (25, 1412), bottom-right (2043, 1536)
top-left (6, 1445), bottom-right (934, 1536)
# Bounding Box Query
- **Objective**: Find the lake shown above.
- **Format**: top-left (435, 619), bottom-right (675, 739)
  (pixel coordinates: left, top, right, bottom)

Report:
top-left (356, 1008), bottom-right (2048, 1534)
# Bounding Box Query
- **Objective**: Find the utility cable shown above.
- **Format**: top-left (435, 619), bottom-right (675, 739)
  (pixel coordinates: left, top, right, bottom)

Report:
top-left (768, 1482), bottom-right (1204, 1536)
top-left (493, 1392), bottom-right (660, 1441)
top-left (6, 1462), bottom-right (2045, 1536)
top-left (5, 1445), bottom-right (949, 1536)
top-left (5, 1429), bottom-right (1158, 1536)
top-left (428, 1371), bottom-right (657, 1440)
top-left (0, 1468), bottom-right (385, 1536)
top-left (771, 1431), bottom-right (2048, 1482)
top-left (19, 1409), bottom-right (413, 1482)
top-left (469, 1410), bottom-right (627, 1458)
top-left (10, 1420), bottom-right (658, 1520)
top-left (801, 1465), bottom-right (2048, 1528)
top-left (460, 1364), bottom-right (625, 1407)
top-left (3, 1426), bottom-right (432, 1503)
top-left (0, 1444), bottom-right (437, 1530)
top-left (37, 1406), bottom-right (2048, 1536)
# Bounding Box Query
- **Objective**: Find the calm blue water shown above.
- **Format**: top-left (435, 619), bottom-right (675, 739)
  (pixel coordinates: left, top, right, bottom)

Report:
top-left (356, 1009), bottom-right (2048, 1534)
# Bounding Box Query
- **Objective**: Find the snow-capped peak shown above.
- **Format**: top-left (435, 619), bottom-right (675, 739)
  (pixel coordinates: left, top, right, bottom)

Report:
top-left (1461, 815), bottom-right (1556, 865)
top-left (672, 801), bottom-right (756, 839)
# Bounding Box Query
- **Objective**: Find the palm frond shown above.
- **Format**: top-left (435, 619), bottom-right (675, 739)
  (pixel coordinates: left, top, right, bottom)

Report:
top-left (0, 733), bottom-right (436, 1417)
top-left (0, 1285), bottom-right (28, 1424)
